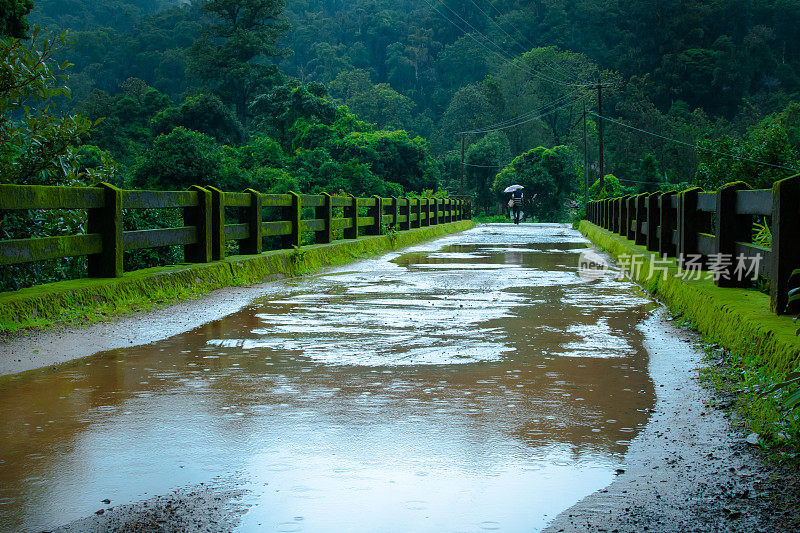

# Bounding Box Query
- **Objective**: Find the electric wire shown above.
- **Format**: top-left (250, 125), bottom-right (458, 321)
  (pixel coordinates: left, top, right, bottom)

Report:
top-left (463, 162), bottom-right (509, 168)
top-left (420, 0), bottom-right (594, 87)
top-left (467, 0), bottom-right (581, 83)
top-left (458, 92), bottom-right (585, 134)
top-left (456, 90), bottom-right (576, 133)
top-left (589, 111), bottom-right (799, 173)
top-left (432, 0), bottom-right (573, 86)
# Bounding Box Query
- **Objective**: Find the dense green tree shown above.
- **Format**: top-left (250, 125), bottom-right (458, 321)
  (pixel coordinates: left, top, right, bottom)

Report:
top-left (0, 0), bottom-right (33, 37)
top-left (465, 132), bottom-right (511, 214)
top-left (132, 127), bottom-right (222, 190)
top-left (188, 0), bottom-right (290, 124)
top-left (493, 145), bottom-right (578, 221)
top-left (329, 69), bottom-right (416, 132)
top-left (152, 93), bottom-right (246, 144)
top-left (0, 30), bottom-right (95, 186)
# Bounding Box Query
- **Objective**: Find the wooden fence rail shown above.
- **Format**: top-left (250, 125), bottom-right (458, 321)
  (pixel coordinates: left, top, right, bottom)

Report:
top-left (586, 174), bottom-right (800, 315)
top-left (0, 182), bottom-right (471, 281)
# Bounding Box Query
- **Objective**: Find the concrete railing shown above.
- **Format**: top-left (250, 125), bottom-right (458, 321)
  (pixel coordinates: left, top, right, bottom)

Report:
top-left (585, 174), bottom-right (800, 315)
top-left (0, 183), bottom-right (471, 279)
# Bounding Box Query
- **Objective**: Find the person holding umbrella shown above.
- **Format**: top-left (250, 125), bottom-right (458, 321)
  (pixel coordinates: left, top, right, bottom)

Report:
top-left (504, 184), bottom-right (524, 224)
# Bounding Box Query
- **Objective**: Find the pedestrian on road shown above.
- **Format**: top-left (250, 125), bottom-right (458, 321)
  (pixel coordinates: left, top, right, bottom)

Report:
top-left (510, 188), bottom-right (523, 224)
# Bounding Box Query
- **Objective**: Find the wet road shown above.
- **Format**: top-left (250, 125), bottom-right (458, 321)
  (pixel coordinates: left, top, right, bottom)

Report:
top-left (0, 223), bottom-right (657, 532)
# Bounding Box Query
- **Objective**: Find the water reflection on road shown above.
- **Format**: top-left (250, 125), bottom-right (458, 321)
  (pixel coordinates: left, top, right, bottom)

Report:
top-left (0, 223), bottom-right (656, 532)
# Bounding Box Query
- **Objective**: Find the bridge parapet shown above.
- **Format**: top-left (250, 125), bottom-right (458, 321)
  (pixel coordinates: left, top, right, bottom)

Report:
top-left (586, 174), bottom-right (800, 315)
top-left (0, 184), bottom-right (471, 287)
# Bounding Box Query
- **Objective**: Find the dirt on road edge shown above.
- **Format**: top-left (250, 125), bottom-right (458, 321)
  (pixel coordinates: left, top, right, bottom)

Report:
top-left (543, 309), bottom-right (800, 533)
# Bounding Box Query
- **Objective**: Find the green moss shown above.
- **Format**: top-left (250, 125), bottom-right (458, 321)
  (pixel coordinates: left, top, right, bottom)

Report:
top-left (0, 221), bottom-right (474, 336)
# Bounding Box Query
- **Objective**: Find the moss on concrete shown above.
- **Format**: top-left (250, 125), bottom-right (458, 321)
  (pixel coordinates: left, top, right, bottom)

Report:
top-left (0, 221), bottom-right (474, 336)
top-left (578, 220), bottom-right (800, 376)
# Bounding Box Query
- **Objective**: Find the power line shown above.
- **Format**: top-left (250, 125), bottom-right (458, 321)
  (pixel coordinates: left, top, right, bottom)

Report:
top-left (458, 92), bottom-right (584, 134)
top-left (432, 0), bottom-right (574, 86)
top-left (468, 0), bottom-right (580, 83)
top-left (463, 162), bottom-right (509, 168)
top-left (457, 90), bottom-right (576, 133)
top-left (589, 111), bottom-right (799, 173)
top-left (617, 177), bottom-right (662, 184)
top-left (421, 0), bottom-right (594, 87)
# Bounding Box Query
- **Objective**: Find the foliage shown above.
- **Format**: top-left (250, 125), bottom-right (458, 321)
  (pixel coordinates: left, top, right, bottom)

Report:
top-left (694, 105), bottom-right (800, 190)
top-left (588, 175), bottom-right (628, 200)
top-left (0, 0), bottom-right (33, 38)
top-left (0, 29), bottom-right (96, 186)
top-left (152, 93), bottom-right (246, 144)
top-left (493, 145), bottom-right (579, 221)
top-left (187, 0), bottom-right (290, 124)
top-left (465, 131), bottom-right (510, 214)
top-left (753, 218), bottom-right (772, 248)
top-left (0, 27), bottom-right (111, 291)
top-left (132, 127), bottom-right (222, 190)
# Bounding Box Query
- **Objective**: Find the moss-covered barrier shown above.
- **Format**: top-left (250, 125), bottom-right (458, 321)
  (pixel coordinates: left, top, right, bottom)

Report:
top-left (0, 220), bottom-right (474, 335)
top-left (579, 220), bottom-right (800, 375)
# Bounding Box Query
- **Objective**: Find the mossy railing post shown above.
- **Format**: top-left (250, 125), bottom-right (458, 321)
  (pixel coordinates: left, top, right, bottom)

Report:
top-left (626, 197), bottom-right (635, 239)
top-left (633, 194), bottom-right (646, 245)
top-left (87, 182), bottom-right (123, 278)
top-left (184, 185), bottom-right (213, 263)
top-left (390, 197), bottom-right (399, 229)
top-left (206, 186), bottom-right (226, 261)
top-left (432, 198), bottom-right (440, 225)
top-left (367, 195), bottom-right (382, 235)
top-left (316, 192), bottom-right (333, 244)
top-left (716, 181), bottom-right (751, 287)
top-left (410, 198), bottom-right (419, 228)
top-left (658, 191), bottom-right (677, 258)
top-left (771, 174), bottom-right (800, 313)
top-left (283, 191), bottom-right (301, 249)
top-left (645, 192), bottom-right (660, 252)
top-left (612, 198), bottom-right (620, 233)
top-left (400, 198), bottom-right (410, 231)
top-left (418, 198), bottom-right (426, 227)
top-left (618, 195), bottom-right (629, 237)
top-left (599, 199), bottom-right (605, 228)
top-left (240, 188), bottom-right (263, 255)
top-left (677, 187), bottom-right (702, 261)
top-left (344, 194), bottom-right (358, 239)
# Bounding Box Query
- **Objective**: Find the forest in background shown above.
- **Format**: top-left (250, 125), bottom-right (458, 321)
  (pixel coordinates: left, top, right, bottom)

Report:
top-left (2, 0), bottom-right (800, 288)
top-left (15, 1), bottom-right (800, 200)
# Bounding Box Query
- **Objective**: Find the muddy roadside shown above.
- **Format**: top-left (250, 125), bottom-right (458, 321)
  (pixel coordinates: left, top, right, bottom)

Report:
top-left (544, 309), bottom-right (800, 533)
top-left (0, 280), bottom-right (290, 377)
top-left (49, 477), bottom-right (249, 533)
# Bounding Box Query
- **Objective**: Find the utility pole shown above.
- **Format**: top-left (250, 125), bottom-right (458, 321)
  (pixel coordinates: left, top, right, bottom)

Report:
top-left (583, 102), bottom-right (589, 206)
top-left (460, 133), bottom-right (466, 194)
top-left (597, 75), bottom-right (605, 190)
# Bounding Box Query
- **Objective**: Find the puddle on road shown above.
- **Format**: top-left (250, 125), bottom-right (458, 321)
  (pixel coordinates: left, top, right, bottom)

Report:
top-left (0, 223), bottom-right (656, 532)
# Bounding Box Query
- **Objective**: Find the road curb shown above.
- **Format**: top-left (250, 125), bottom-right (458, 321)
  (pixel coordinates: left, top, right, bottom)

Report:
top-left (0, 221), bottom-right (475, 336)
